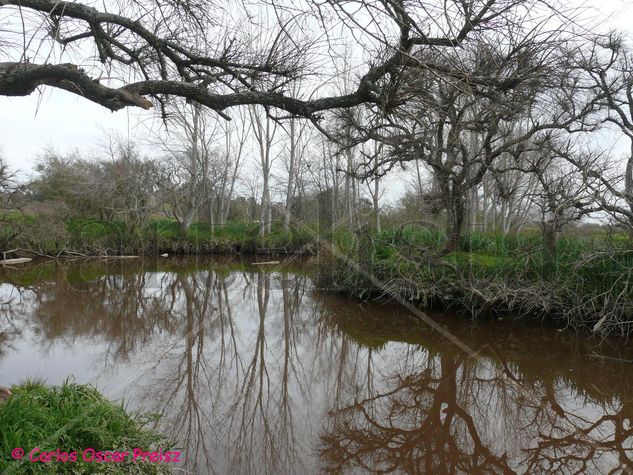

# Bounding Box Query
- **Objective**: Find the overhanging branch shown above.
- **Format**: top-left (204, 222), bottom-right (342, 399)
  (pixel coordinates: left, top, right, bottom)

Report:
top-left (0, 62), bottom-right (153, 110)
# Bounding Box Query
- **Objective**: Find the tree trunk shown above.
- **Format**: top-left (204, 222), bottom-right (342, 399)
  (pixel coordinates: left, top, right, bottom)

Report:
top-left (180, 208), bottom-right (196, 234)
top-left (469, 185), bottom-right (478, 232)
top-left (283, 118), bottom-right (297, 232)
top-left (444, 191), bottom-right (465, 253)
top-left (209, 204), bottom-right (214, 237)
top-left (259, 183), bottom-right (267, 238)
top-left (482, 179), bottom-right (489, 233)
top-left (345, 149), bottom-right (354, 230)
top-left (500, 199), bottom-right (507, 236)
top-left (266, 198), bottom-right (272, 235)
top-left (373, 188), bottom-right (381, 233)
top-left (542, 221), bottom-right (558, 261)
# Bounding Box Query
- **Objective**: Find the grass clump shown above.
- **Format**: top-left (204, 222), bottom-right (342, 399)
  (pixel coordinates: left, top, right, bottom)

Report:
top-left (0, 380), bottom-right (171, 474)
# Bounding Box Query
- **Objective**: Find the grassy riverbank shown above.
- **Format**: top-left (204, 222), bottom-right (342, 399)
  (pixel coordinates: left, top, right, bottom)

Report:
top-left (318, 227), bottom-right (633, 336)
top-left (0, 212), bottom-right (317, 256)
top-left (4, 210), bottom-right (633, 335)
top-left (0, 381), bottom-right (170, 474)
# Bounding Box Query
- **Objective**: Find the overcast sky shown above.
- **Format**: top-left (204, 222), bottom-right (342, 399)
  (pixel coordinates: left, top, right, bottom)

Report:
top-left (0, 94), bottom-right (157, 177)
top-left (1, 0), bottom-right (632, 176)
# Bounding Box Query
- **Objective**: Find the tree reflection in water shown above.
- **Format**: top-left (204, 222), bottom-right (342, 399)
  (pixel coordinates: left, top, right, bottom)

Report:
top-left (318, 305), bottom-right (633, 474)
top-left (128, 262), bottom-right (314, 474)
top-left (1, 258), bottom-right (633, 474)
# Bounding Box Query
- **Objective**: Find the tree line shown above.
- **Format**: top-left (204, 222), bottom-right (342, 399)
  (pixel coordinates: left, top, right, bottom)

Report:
top-left (1, 1), bottom-right (633, 254)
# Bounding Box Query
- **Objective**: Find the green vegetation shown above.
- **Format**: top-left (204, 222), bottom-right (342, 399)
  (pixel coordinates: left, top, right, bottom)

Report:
top-left (0, 381), bottom-right (170, 474)
top-left (0, 212), bottom-right (319, 256)
top-left (319, 226), bottom-right (633, 336)
top-left (4, 208), bottom-right (633, 335)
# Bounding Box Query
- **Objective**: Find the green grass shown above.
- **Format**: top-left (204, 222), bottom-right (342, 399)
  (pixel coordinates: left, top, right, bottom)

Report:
top-left (0, 380), bottom-right (171, 474)
top-left (0, 213), bottom-right (320, 256)
top-left (446, 251), bottom-right (512, 270)
top-left (66, 218), bottom-right (126, 241)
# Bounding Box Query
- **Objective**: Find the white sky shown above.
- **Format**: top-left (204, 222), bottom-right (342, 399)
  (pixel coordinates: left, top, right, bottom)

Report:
top-left (0, 95), bottom-right (156, 176)
top-left (1, 0), bottom-right (632, 178)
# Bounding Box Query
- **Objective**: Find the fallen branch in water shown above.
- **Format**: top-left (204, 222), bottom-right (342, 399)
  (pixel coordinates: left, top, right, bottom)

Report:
top-left (62, 250), bottom-right (89, 257)
top-left (0, 258), bottom-right (32, 265)
top-left (0, 248), bottom-right (144, 261)
top-left (1, 249), bottom-right (19, 260)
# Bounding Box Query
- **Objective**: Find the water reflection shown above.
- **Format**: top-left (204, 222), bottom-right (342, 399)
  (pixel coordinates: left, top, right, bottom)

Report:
top-left (1, 258), bottom-right (633, 474)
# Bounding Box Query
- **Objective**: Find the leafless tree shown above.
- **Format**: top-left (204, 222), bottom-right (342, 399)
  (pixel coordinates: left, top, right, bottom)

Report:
top-left (0, 154), bottom-right (17, 208)
top-left (154, 102), bottom-right (225, 233)
top-left (484, 154), bottom-right (538, 235)
top-left (362, 141), bottom-right (385, 233)
top-left (281, 114), bottom-right (309, 232)
top-left (214, 109), bottom-right (249, 228)
top-left (527, 142), bottom-right (594, 258)
top-left (569, 34), bottom-right (633, 233)
top-left (342, 42), bottom-right (576, 251)
top-left (0, 0), bottom-right (576, 122)
top-left (250, 106), bottom-right (278, 237)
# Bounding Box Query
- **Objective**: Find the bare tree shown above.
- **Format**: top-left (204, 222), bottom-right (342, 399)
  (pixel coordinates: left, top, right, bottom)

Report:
top-left (0, 0), bottom-right (574, 122)
top-left (0, 154), bottom-right (16, 208)
top-left (570, 34), bottom-right (633, 233)
top-left (486, 156), bottom-right (538, 235)
top-left (528, 143), bottom-right (593, 259)
top-left (343, 60), bottom-right (536, 249)
top-left (337, 29), bottom-right (593, 251)
top-left (362, 141), bottom-right (385, 233)
top-left (249, 106), bottom-right (278, 237)
top-left (215, 109), bottom-right (249, 228)
top-left (281, 115), bottom-right (309, 232)
top-left (155, 102), bottom-right (226, 233)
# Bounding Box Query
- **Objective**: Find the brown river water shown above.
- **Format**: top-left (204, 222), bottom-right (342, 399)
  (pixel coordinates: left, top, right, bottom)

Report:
top-left (1, 256), bottom-right (633, 474)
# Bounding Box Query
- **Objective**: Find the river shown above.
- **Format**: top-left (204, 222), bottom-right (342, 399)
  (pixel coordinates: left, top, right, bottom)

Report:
top-left (1, 256), bottom-right (633, 474)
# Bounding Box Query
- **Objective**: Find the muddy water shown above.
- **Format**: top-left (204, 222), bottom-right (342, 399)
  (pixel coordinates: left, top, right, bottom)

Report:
top-left (1, 257), bottom-right (633, 474)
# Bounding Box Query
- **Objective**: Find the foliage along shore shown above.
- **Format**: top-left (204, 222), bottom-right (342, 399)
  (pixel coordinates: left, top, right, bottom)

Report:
top-left (3, 212), bottom-right (633, 336)
top-left (0, 213), bottom-right (318, 257)
top-left (317, 227), bottom-right (633, 337)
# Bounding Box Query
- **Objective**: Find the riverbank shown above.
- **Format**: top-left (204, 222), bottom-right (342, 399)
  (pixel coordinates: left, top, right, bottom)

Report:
top-left (317, 227), bottom-right (633, 336)
top-left (0, 214), bottom-right (318, 257)
top-left (3, 212), bottom-right (633, 336)
top-left (0, 381), bottom-right (171, 474)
